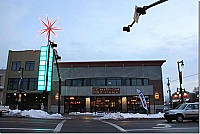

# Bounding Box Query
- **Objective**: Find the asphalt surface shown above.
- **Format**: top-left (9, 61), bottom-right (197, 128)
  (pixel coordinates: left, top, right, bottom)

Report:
top-left (0, 115), bottom-right (199, 133)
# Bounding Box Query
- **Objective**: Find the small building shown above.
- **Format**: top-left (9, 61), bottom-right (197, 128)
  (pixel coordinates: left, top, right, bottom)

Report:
top-left (0, 69), bottom-right (6, 102)
top-left (52, 60), bottom-right (166, 114)
top-left (3, 50), bottom-right (49, 110)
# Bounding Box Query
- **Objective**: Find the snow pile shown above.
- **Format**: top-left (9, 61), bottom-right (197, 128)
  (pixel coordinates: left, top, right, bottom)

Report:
top-left (69, 112), bottom-right (105, 116)
top-left (5, 109), bottom-right (64, 119)
top-left (99, 112), bottom-right (164, 120)
top-left (69, 112), bottom-right (93, 115)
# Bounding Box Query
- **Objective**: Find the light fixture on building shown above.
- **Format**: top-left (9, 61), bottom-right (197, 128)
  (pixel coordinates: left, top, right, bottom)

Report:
top-left (155, 93), bottom-right (159, 100)
top-left (70, 97), bottom-right (74, 100)
top-left (24, 93), bottom-right (27, 96)
top-left (55, 93), bottom-right (59, 100)
top-left (14, 92), bottom-right (17, 96)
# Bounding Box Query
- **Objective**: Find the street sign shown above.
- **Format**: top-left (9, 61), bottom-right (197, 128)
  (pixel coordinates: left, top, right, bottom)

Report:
top-left (134, 6), bottom-right (140, 23)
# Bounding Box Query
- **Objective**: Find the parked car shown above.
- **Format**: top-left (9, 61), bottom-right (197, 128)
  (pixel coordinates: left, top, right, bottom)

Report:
top-left (164, 102), bottom-right (199, 123)
top-left (0, 101), bottom-right (10, 116)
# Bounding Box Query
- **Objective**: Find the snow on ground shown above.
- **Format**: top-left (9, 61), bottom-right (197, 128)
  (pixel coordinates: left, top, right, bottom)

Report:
top-left (69, 112), bottom-right (164, 120)
top-left (99, 112), bottom-right (164, 120)
top-left (4, 110), bottom-right (164, 120)
top-left (5, 109), bottom-right (64, 119)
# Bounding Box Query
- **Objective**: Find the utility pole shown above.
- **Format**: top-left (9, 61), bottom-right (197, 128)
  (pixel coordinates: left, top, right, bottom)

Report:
top-left (177, 60), bottom-right (184, 104)
top-left (167, 77), bottom-right (171, 109)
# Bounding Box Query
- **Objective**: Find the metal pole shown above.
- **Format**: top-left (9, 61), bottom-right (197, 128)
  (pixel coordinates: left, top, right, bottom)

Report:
top-left (167, 77), bottom-right (171, 109)
top-left (154, 100), bottom-right (156, 114)
top-left (54, 51), bottom-right (61, 114)
top-left (45, 40), bottom-right (50, 92)
top-left (145, 0), bottom-right (168, 10)
top-left (177, 61), bottom-right (183, 104)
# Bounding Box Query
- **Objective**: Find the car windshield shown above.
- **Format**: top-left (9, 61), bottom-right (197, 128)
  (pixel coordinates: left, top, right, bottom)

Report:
top-left (175, 103), bottom-right (187, 110)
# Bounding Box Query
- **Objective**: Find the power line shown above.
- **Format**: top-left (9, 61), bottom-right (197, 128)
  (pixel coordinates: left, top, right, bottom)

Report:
top-left (164, 73), bottom-right (199, 84)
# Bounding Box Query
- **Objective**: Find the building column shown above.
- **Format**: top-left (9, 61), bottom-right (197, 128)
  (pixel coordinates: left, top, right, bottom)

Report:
top-left (48, 92), bottom-right (52, 112)
top-left (122, 97), bottom-right (127, 113)
top-left (86, 97), bottom-right (90, 112)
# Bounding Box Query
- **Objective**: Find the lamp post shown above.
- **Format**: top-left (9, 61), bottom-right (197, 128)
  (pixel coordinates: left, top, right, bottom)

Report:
top-left (167, 77), bottom-right (172, 109)
top-left (55, 54), bottom-right (61, 114)
top-left (18, 67), bottom-right (24, 109)
top-left (154, 92), bottom-right (159, 114)
top-left (51, 42), bottom-right (61, 114)
top-left (177, 60), bottom-right (184, 104)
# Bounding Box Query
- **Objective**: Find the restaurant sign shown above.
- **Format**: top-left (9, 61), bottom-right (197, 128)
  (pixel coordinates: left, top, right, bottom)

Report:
top-left (92, 87), bottom-right (120, 94)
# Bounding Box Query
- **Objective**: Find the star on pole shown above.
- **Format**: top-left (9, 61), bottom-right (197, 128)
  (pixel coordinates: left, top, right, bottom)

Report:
top-left (38, 14), bottom-right (62, 42)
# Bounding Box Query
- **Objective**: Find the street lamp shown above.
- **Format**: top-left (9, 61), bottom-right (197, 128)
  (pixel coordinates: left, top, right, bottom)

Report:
top-left (18, 67), bottom-right (24, 109)
top-left (51, 41), bottom-right (62, 114)
top-left (154, 92), bottom-right (159, 114)
top-left (123, 0), bottom-right (168, 32)
top-left (177, 60), bottom-right (184, 104)
top-left (167, 77), bottom-right (172, 109)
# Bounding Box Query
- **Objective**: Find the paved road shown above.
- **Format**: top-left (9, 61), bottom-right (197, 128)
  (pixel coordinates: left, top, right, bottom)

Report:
top-left (0, 117), bottom-right (62, 133)
top-left (0, 115), bottom-right (199, 133)
top-left (62, 115), bottom-right (199, 133)
top-left (106, 119), bottom-right (199, 133)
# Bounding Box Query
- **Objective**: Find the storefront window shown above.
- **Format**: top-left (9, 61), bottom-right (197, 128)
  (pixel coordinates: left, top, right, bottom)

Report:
top-left (107, 78), bottom-right (121, 86)
top-left (143, 78), bottom-right (149, 85)
top-left (91, 78), bottom-right (105, 86)
top-left (83, 78), bottom-right (90, 86)
top-left (29, 78), bottom-right (38, 90)
top-left (65, 77), bottom-right (149, 86)
top-left (90, 96), bottom-right (122, 113)
top-left (122, 78), bottom-right (130, 86)
top-left (8, 78), bottom-right (20, 90)
top-left (64, 97), bottom-right (86, 113)
top-left (66, 79), bottom-right (72, 86)
top-left (131, 78), bottom-right (137, 86)
top-left (127, 96), bottom-right (150, 113)
top-left (22, 78), bottom-right (28, 90)
top-left (136, 79), bottom-right (142, 85)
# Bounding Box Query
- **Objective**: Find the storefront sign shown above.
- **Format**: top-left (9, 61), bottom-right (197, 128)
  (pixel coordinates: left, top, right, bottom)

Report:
top-left (37, 46), bottom-right (53, 92)
top-left (92, 87), bottom-right (120, 94)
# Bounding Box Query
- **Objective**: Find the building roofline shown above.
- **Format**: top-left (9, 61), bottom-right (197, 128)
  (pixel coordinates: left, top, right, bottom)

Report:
top-left (58, 60), bottom-right (166, 68)
top-left (9, 50), bottom-right (40, 52)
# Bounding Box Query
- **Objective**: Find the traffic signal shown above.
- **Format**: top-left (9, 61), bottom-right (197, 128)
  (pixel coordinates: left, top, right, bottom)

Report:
top-left (136, 7), bottom-right (146, 15)
top-left (50, 41), bottom-right (57, 47)
top-left (123, 26), bottom-right (130, 32)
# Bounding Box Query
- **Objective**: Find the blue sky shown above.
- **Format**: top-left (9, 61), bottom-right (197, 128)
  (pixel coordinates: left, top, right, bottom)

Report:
top-left (0, 0), bottom-right (198, 98)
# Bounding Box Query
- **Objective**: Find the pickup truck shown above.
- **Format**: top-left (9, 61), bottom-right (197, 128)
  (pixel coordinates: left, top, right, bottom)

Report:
top-left (0, 101), bottom-right (9, 116)
top-left (164, 102), bottom-right (199, 123)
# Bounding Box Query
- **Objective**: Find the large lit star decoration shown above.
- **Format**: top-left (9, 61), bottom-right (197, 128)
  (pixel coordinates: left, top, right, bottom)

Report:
top-left (38, 14), bottom-right (62, 42)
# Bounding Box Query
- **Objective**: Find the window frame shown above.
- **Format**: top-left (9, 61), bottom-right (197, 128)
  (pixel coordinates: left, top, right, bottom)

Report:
top-left (11, 61), bottom-right (21, 71)
top-left (25, 61), bottom-right (35, 71)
